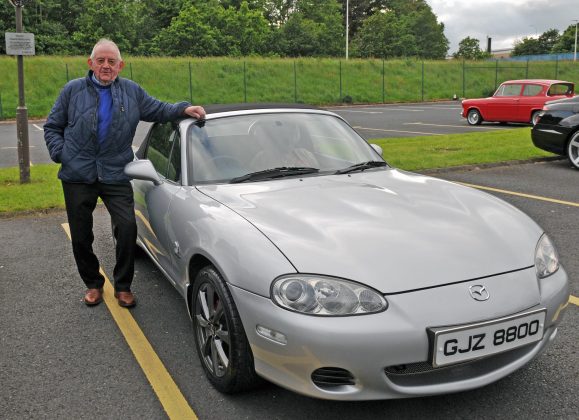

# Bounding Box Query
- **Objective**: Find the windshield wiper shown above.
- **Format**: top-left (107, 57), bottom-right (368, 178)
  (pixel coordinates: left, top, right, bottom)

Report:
top-left (334, 160), bottom-right (388, 175)
top-left (230, 167), bottom-right (319, 184)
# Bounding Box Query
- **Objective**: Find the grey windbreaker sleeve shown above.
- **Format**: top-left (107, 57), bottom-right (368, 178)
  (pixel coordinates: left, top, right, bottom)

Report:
top-left (44, 86), bottom-right (70, 163)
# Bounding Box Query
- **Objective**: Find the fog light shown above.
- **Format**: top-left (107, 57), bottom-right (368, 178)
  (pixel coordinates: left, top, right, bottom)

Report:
top-left (256, 325), bottom-right (287, 345)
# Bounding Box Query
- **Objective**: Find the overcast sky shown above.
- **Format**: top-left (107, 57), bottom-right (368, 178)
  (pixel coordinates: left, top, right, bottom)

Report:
top-left (426, 0), bottom-right (578, 54)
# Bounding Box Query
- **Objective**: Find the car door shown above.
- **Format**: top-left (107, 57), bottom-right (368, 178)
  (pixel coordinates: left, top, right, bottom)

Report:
top-left (518, 83), bottom-right (545, 122)
top-left (486, 83), bottom-right (523, 121)
top-left (132, 122), bottom-right (182, 281)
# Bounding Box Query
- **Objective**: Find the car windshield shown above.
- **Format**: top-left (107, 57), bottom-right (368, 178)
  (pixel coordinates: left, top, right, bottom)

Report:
top-left (187, 112), bottom-right (385, 184)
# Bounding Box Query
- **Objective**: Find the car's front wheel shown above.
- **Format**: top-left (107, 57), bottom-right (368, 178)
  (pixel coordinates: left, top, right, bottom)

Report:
top-left (192, 266), bottom-right (260, 393)
top-left (567, 131), bottom-right (579, 169)
top-left (467, 109), bottom-right (483, 125)
top-left (531, 110), bottom-right (541, 125)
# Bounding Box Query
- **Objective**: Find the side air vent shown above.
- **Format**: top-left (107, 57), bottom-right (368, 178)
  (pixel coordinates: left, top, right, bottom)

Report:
top-left (311, 367), bottom-right (355, 388)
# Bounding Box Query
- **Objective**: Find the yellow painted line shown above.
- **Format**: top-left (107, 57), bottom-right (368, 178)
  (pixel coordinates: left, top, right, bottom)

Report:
top-left (458, 182), bottom-right (579, 208)
top-left (61, 223), bottom-right (197, 420)
top-left (569, 295), bottom-right (579, 307)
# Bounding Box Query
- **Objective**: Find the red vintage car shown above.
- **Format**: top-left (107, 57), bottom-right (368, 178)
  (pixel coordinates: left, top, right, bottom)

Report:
top-left (461, 79), bottom-right (575, 126)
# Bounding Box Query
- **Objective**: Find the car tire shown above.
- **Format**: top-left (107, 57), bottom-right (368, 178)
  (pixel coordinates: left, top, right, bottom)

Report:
top-left (467, 109), bottom-right (482, 125)
top-left (567, 131), bottom-right (579, 169)
top-left (531, 111), bottom-right (541, 126)
top-left (192, 265), bottom-right (261, 393)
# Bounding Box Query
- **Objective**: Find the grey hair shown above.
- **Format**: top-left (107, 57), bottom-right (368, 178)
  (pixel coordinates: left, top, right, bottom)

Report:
top-left (90, 38), bottom-right (122, 61)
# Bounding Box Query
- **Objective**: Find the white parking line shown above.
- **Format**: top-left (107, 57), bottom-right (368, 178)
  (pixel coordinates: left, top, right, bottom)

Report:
top-left (354, 126), bottom-right (443, 136)
top-left (405, 122), bottom-right (506, 130)
top-left (33, 124), bottom-right (43, 131)
top-left (337, 110), bottom-right (383, 114)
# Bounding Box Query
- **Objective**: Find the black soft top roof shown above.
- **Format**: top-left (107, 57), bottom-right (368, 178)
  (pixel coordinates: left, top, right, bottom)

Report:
top-left (204, 103), bottom-right (320, 115)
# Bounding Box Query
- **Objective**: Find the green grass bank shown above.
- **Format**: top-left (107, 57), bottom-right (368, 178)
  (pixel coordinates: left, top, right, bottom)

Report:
top-left (0, 56), bottom-right (577, 119)
top-left (0, 128), bottom-right (553, 215)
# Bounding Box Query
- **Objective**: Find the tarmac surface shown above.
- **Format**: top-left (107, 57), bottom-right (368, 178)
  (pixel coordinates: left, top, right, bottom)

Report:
top-left (1, 158), bottom-right (577, 419)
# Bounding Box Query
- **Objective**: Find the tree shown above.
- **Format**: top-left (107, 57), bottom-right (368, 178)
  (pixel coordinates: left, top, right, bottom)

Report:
top-left (512, 29), bottom-right (561, 57)
top-left (351, 11), bottom-right (417, 58)
top-left (552, 24), bottom-right (577, 53)
top-left (72, 0), bottom-right (141, 55)
top-left (153, 1), bottom-right (271, 56)
top-left (453, 37), bottom-right (489, 60)
top-left (275, 0), bottom-right (344, 56)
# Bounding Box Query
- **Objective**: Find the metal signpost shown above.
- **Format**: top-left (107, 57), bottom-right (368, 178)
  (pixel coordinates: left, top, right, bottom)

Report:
top-left (5, 0), bottom-right (33, 184)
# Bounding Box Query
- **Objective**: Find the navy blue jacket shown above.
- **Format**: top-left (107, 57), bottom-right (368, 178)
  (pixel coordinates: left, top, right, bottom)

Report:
top-left (44, 70), bottom-right (189, 184)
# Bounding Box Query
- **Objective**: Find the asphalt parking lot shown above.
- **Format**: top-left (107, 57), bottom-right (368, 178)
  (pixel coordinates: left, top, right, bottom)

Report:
top-left (1, 159), bottom-right (577, 419)
top-left (1, 104), bottom-right (577, 418)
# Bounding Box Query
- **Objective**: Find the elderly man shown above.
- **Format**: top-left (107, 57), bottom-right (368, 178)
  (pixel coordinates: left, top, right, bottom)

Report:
top-left (44, 39), bottom-right (205, 308)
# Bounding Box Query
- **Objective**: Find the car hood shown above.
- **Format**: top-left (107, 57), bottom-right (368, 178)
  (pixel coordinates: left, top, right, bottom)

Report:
top-left (197, 169), bottom-right (542, 294)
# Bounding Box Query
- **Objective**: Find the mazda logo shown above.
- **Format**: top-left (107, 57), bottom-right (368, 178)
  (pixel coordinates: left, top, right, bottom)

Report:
top-left (469, 285), bottom-right (489, 301)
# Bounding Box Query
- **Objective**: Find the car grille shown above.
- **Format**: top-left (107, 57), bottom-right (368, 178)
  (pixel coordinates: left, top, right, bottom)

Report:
top-left (311, 367), bottom-right (356, 388)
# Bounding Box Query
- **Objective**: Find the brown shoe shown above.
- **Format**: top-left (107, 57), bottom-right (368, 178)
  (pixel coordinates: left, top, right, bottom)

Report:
top-left (84, 288), bottom-right (103, 306)
top-left (114, 291), bottom-right (136, 308)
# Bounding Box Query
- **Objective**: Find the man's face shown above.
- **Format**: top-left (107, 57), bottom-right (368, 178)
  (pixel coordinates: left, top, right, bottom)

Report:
top-left (88, 44), bottom-right (124, 85)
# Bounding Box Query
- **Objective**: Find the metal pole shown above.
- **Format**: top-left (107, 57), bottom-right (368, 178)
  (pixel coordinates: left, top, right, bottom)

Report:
top-left (293, 61), bottom-right (297, 103)
top-left (129, 62), bottom-right (133, 80)
top-left (421, 61), bottom-right (424, 102)
top-left (0, 92), bottom-right (3, 120)
top-left (574, 20), bottom-right (578, 62)
top-left (243, 61), bottom-right (247, 103)
top-left (188, 62), bottom-right (193, 103)
top-left (525, 60), bottom-right (529, 79)
top-left (14, 1), bottom-right (30, 184)
top-left (555, 56), bottom-right (559, 79)
top-left (462, 59), bottom-right (465, 98)
top-left (65, 63), bottom-right (69, 82)
top-left (494, 60), bottom-right (498, 90)
top-left (382, 59), bottom-right (385, 103)
top-left (339, 60), bottom-right (342, 100)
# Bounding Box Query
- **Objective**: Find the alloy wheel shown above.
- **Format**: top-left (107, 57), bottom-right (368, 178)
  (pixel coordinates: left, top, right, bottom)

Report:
top-left (195, 282), bottom-right (231, 377)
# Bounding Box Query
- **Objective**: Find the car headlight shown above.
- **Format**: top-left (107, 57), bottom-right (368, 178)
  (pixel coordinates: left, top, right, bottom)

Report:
top-left (535, 234), bottom-right (559, 278)
top-left (271, 275), bottom-right (387, 316)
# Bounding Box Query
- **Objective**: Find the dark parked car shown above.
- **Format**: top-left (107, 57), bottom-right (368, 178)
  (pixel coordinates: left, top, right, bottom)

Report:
top-left (531, 95), bottom-right (579, 169)
top-left (462, 79), bottom-right (575, 126)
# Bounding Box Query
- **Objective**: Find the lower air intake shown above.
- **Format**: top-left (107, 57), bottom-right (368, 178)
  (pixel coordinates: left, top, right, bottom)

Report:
top-left (311, 367), bottom-right (355, 388)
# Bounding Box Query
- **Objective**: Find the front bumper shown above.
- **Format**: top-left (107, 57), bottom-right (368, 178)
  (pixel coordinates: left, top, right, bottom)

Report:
top-left (229, 267), bottom-right (569, 400)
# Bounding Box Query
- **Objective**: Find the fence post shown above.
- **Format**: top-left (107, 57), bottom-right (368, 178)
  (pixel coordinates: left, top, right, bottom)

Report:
top-left (421, 61), bottom-right (425, 102)
top-left (382, 59), bottom-right (385, 103)
top-left (0, 92), bottom-right (3, 120)
top-left (462, 59), bottom-right (465, 98)
top-left (339, 60), bottom-right (342, 101)
top-left (66, 63), bottom-right (69, 82)
top-left (243, 61), bottom-right (247, 103)
top-left (188, 62), bottom-right (193, 103)
top-left (129, 62), bottom-right (133, 80)
top-left (525, 60), bottom-right (529, 79)
top-left (294, 60), bottom-right (297, 103)
top-left (495, 60), bottom-right (499, 90)
top-left (555, 57), bottom-right (559, 79)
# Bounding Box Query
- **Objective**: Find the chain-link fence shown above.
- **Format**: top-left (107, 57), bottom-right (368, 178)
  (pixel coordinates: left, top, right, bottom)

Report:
top-left (0, 57), bottom-right (577, 120)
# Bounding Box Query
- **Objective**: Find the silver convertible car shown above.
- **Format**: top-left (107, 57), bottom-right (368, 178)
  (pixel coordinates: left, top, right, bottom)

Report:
top-left (125, 104), bottom-right (569, 400)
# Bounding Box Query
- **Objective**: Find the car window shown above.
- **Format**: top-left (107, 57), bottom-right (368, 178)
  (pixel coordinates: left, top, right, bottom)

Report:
top-left (522, 84), bottom-right (543, 96)
top-left (145, 122), bottom-right (176, 177)
top-left (187, 113), bottom-right (381, 184)
top-left (495, 84), bottom-right (522, 97)
top-left (548, 83), bottom-right (574, 96)
top-left (166, 131), bottom-right (181, 183)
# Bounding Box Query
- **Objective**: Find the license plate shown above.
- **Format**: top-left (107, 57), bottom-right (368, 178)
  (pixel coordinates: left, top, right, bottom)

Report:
top-left (430, 309), bottom-right (546, 368)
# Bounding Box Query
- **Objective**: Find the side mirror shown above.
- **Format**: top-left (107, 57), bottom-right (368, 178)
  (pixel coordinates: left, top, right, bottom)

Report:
top-left (124, 160), bottom-right (162, 186)
top-left (370, 143), bottom-right (383, 157)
